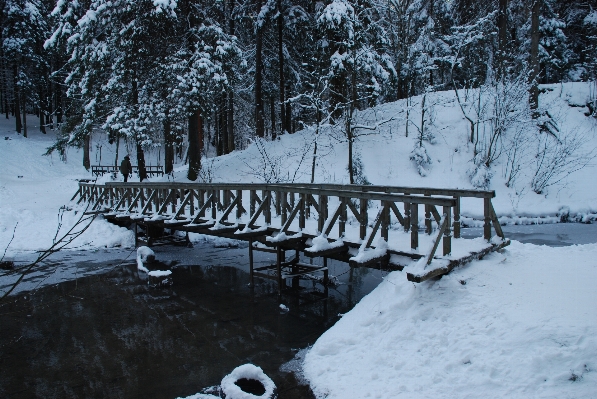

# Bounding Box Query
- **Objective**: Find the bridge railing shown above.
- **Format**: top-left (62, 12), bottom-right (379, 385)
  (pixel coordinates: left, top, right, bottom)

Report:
top-left (72, 182), bottom-right (504, 265)
top-left (90, 165), bottom-right (164, 177)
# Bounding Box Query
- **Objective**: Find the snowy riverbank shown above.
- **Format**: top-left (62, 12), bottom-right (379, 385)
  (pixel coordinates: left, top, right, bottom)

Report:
top-left (302, 241), bottom-right (597, 398)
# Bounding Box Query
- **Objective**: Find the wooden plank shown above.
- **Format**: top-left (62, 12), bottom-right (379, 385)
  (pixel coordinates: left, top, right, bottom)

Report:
top-left (408, 240), bottom-right (511, 283)
top-left (388, 202), bottom-right (405, 226)
top-left (489, 201), bottom-right (505, 239)
top-left (218, 195), bottom-right (241, 224)
top-left (281, 196), bottom-right (304, 232)
top-left (425, 214), bottom-right (448, 265)
top-left (246, 192), bottom-right (271, 228)
top-left (172, 191), bottom-right (194, 220)
top-left (191, 194), bottom-right (214, 224)
top-left (141, 190), bottom-right (157, 214)
top-left (365, 208), bottom-right (384, 248)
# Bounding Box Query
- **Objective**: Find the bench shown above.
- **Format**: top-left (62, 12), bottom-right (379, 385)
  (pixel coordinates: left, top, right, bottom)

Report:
top-left (91, 165), bottom-right (164, 177)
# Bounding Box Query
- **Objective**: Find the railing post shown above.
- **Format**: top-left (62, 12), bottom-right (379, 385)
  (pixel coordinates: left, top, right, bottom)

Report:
top-left (189, 189), bottom-right (195, 217)
top-left (339, 197), bottom-right (346, 238)
top-left (198, 189), bottom-right (205, 217)
top-left (275, 191), bottom-right (281, 216)
top-left (236, 190), bottom-right (243, 220)
top-left (305, 194), bottom-right (311, 219)
top-left (453, 196), bottom-right (461, 238)
top-left (212, 189), bottom-right (218, 220)
top-left (264, 190), bottom-right (271, 225)
top-left (484, 197), bottom-right (491, 241)
top-left (250, 190), bottom-right (256, 215)
top-left (281, 191), bottom-right (287, 225)
top-left (425, 194), bottom-right (432, 234)
top-left (410, 202), bottom-right (418, 250)
top-left (443, 206), bottom-right (452, 256)
top-left (381, 201), bottom-right (389, 242)
top-left (360, 198), bottom-right (368, 240)
top-left (171, 189), bottom-right (176, 214)
top-left (404, 192), bottom-right (411, 232)
top-left (318, 195), bottom-right (327, 234)
top-left (299, 193), bottom-right (305, 230)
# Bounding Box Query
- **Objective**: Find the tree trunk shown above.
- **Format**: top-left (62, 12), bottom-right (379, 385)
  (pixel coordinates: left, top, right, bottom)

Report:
top-left (227, 0), bottom-right (236, 152)
top-left (39, 107), bottom-right (45, 133)
top-left (285, 100), bottom-right (291, 133)
top-left (497, 0), bottom-right (508, 80)
top-left (347, 128), bottom-right (353, 186)
top-left (221, 94), bottom-right (228, 154)
top-left (347, 68), bottom-right (357, 184)
top-left (14, 65), bottom-right (21, 134)
top-left (188, 109), bottom-right (203, 181)
top-left (164, 117), bottom-right (174, 174)
top-left (529, 0), bottom-right (541, 110)
top-left (114, 132), bottom-right (120, 168)
top-left (227, 90), bottom-right (235, 151)
top-left (22, 95), bottom-right (27, 138)
top-left (255, 0), bottom-right (265, 138)
top-left (83, 134), bottom-right (90, 170)
top-left (277, 0), bottom-right (285, 137)
top-left (270, 96), bottom-right (276, 137)
top-left (39, 87), bottom-right (46, 134)
top-left (311, 109), bottom-right (321, 184)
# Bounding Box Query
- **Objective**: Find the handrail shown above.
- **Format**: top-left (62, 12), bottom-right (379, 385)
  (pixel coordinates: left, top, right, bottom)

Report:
top-left (98, 181), bottom-right (493, 198)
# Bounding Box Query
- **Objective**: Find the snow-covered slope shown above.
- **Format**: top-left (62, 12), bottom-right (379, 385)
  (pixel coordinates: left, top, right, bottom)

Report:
top-left (159, 82), bottom-right (597, 223)
top-left (303, 241), bottom-right (597, 398)
top-left (0, 118), bottom-right (134, 255)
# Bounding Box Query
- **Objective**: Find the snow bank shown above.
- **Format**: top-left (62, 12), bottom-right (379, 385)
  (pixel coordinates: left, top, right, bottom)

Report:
top-left (303, 241), bottom-right (597, 399)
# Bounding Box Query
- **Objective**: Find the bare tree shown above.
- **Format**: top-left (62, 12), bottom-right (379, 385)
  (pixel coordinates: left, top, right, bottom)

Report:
top-left (1, 204), bottom-right (98, 301)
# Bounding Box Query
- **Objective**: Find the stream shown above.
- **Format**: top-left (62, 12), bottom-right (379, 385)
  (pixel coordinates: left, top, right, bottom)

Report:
top-left (0, 223), bottom-right (595, 398)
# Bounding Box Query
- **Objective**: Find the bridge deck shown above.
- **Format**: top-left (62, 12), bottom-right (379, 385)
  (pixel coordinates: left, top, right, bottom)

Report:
top-left (72, 182), bottom-right (509, 290)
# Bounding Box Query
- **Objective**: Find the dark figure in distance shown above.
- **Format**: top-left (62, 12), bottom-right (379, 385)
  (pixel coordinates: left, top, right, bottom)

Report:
top-left (120, 155), bottom-right (132, 182)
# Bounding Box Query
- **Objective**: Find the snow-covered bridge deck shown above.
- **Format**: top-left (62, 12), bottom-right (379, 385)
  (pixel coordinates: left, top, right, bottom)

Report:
top-left (72, 182), bottom-right (509, 290)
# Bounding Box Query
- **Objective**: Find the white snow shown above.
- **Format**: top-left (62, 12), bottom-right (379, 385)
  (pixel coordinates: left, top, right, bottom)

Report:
top-left (305, 234), bottom-right (344, 253)
top-left (303, 241), bottom-right (597, 399)
top-left (220, 364), bottom-right (276, 399)
top-left (136, 246), bottom-right (155, 273)
top-left (148, 270), bottom-right (172, 277)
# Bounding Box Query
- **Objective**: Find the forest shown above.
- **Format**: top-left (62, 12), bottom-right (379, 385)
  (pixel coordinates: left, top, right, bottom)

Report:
top-left (1, 0), bottom-right (596, 184)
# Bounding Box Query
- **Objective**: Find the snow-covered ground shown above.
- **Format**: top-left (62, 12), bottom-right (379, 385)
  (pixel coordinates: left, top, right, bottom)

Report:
top-left (303, 241), bottom-right (597, 398)
top-left (0, 83), bottom-right (596, 398)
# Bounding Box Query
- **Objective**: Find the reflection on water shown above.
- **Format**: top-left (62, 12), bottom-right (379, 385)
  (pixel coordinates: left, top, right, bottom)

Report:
top-left (0, 255), bottom-right (384, 399)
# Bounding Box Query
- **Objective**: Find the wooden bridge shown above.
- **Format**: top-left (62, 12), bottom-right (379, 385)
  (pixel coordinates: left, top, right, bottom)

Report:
top-left (72, 182), bottom-right (509, 292)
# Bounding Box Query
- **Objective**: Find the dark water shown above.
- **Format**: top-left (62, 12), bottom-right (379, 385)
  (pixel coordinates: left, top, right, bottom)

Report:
top-left (0, 243), bottom-right (383, 399)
